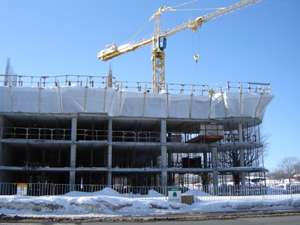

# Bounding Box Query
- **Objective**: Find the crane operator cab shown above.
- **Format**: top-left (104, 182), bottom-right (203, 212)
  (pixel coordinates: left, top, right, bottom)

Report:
top-left (158, 37), bottom-right (167, 50)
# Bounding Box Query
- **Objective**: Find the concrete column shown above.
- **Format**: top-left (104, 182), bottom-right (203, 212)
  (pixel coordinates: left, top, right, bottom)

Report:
top-left (0, 143), bottom-right (2, 167)
top-left (70, 117), bottom-right (77, 186)
top-left (0, 113), bottom-right (11, 182)
top-left (70, 144), bottom-right (76, 168)
top-left (211, 146), bottom-right (218, 194)
top-left (107, 119), bottom-right (112, 186)
top-left (238, 123), bottom-right (245, 187)
top-left (0, 142), bottom-right (3, 182)
top-left (0, 115), bottom-right (4, 139)
top-left (71, 117), bottom-right (77, 142)
top-left (211, 147), bottom-right (218, 169)
top-left (162, 171), bottom-right (167, 188)
top-left (69, 144), bottom-right (76, 185)
top-left (69, 171), bottom-right (75, 187)
top-left (168, 150), bottom-right (172, 168)
top-left (0, 143), bottom-right (11, 182)
top-left (213, 171), bottom-right (218, 195)
top-left (203, 152), bottom-right (209, 186)
top-left (0, 116), bottom-right (5, 169)
top-left (160, 120), bottom-right (167, 187)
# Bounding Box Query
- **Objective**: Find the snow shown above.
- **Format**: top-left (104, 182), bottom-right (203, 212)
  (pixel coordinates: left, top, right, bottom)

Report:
top-left (184, 189), bottom-right (211, 197)
top-left (0, 188), bottom-right (300, 218)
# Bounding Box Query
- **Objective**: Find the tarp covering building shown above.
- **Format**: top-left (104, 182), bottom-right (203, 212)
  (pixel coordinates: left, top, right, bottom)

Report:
top-left (0, 86), bottom-right (274, 120)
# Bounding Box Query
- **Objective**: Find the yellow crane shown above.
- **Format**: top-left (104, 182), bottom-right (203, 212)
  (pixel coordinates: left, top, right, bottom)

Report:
top-left (98, 0), bottom-right (263, 93)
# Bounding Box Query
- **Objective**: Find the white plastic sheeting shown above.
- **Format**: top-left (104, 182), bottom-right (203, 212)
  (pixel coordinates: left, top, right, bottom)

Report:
top-left (0, 86), bottom-right (274, 120)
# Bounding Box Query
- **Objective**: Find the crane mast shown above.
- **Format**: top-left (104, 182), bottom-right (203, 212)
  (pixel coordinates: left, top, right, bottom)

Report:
top-left (98, 0), bottom-right (263, 93)
top-left (152, 7), bottom-right (166, 93)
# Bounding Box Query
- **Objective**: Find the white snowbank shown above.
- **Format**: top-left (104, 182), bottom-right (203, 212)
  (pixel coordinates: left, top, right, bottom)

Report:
top-left (63, 187), bottom-right (122, 197)
top-left (62, 187), bottom-right (165, 198)
top-left (184, 189), bottom-right (211, 197)
top-left (0, 193), bottom-right (300, 216)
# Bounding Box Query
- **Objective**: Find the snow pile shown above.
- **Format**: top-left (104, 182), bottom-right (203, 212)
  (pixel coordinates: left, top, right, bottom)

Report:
top-left (62, 187), bottom-right (165, 198)
top-left (0, 195), bottom-right (182, 216)
top-left (184, 189), bottom-right (211, 197)
top-left (93, 187), bottom-right (122, 196)
top-left (0, 192), bottom-right (300, 216)
top-left (147, 190), bottom-right (165, 198)
top-left (63, 187), bottom-right (123, 197)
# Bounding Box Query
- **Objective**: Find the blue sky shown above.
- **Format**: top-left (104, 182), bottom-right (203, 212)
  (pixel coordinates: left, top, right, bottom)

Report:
top-left (1, 0), bottom-right (299, 171)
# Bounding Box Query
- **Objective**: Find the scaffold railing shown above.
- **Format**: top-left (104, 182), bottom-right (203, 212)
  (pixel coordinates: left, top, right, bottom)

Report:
top-left (0, 74), bottom-right (271, 95)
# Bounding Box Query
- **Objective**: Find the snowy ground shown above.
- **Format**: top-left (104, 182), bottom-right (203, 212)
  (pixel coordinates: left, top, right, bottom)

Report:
top-left (1, 187), bottom-right (300, 219)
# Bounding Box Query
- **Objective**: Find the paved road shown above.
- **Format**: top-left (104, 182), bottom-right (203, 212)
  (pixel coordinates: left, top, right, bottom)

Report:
top-left (1, 215), bottom-right (300, 225)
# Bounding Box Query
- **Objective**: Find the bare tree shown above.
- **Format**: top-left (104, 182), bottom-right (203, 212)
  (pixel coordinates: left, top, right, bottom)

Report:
top-left (218, 125), bottom-right (270, 185)
top-left (277, 157), bottom-right (300, 184)
top-left (267, 169), bottom-right (286, 181)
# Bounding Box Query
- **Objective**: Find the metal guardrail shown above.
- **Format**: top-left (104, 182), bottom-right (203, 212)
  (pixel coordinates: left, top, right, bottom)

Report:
top-left (0, 74), bottom-right (271, 95)
top-left (1, 127), bottom-right (259, 144)
top-left (77, 129), bottom-right (108, 141)
top-left (1, 127), bottom-right (71, 140)
top-left (1, 183), bottom-right (300, 201)
top-left (112, 131), bottom-right (160, 142)
top-left (1, 127), bottom-right (162, 142)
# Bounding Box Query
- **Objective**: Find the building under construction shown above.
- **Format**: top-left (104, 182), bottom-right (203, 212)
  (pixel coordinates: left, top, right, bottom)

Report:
top-left (0, 75), bottom-right (274, 188)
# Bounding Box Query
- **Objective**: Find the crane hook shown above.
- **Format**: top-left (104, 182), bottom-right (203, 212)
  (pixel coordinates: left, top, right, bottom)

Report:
top-left (194, 54), bottom-right (199, 63)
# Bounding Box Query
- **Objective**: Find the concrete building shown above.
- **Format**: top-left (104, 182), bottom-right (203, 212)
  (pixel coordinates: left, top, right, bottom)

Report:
top-left (0, 75), bottom-right (274, 188)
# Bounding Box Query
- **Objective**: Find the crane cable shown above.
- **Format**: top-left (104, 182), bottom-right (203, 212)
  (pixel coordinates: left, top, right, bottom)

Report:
top-left (189, 0), bottom-right (285, 63)
top-left (125, 20), bottom-right (151, 44)
top-left (192, 31), bottom-right (200, 63)
top-left (172, 0), bottom-right (199, 8)
top-left (124, 0), bottom-right (200, 44)
top-left (125, 0), bottom-right (224, 44)
top-left (206, 0), bottom-right (284, 24)
top-left (121, 0), bottom-right (228, 49)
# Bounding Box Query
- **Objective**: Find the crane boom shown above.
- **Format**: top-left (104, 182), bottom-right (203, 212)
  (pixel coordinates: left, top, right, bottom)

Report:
top-left (98, 0), bottom-right (263, 92)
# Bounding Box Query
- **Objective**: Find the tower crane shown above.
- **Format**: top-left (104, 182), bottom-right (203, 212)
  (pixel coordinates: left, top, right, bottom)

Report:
top-left (98, 0), bottom-right (263, 93)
